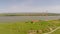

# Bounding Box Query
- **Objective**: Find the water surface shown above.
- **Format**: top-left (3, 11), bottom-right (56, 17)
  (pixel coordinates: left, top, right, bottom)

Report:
top-left (0, 16), bottom-right (60, 22)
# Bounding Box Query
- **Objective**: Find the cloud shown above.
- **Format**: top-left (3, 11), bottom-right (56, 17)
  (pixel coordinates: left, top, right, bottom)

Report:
top-left (0, 5), bottom-right (60, 13)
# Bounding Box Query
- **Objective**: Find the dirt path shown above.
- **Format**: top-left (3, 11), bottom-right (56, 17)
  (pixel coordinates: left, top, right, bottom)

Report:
top-left (43, 27), bottom-right (60, 34)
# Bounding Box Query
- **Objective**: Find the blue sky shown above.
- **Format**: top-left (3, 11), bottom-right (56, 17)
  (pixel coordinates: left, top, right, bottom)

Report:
top-left (0, 0), bottom-right (60, 13)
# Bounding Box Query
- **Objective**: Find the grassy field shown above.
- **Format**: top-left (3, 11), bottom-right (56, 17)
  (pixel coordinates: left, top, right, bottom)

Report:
top-left (0, 20), bottom-right (60, 34)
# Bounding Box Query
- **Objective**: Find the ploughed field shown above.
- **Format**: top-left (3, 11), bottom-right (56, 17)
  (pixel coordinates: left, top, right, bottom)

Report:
top-left (0, 20), bottom-right (60, 34)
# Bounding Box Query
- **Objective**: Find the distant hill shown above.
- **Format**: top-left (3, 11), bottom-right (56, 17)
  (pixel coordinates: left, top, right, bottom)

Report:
top-left (0, 13), bottom-right (60, 16)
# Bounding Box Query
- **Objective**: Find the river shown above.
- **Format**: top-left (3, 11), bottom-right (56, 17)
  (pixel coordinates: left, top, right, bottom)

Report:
top-left (0, 16), bottom-right (60, 22)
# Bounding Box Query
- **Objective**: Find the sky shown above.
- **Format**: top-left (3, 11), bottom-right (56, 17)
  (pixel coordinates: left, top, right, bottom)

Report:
top-left (0, 0), bottom-right (60, 13)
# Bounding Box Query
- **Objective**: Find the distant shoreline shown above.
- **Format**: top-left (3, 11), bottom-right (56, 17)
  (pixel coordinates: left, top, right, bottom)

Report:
top-left (0, 13), bottom-right (60, 16)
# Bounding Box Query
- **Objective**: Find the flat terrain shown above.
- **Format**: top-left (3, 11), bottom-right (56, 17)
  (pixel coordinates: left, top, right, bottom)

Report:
top-left (0, 20), bottom-right (60, 34)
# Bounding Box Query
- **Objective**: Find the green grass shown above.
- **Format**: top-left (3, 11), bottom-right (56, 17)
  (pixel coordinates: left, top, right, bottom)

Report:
top-left (0, 20), bottom-right (60, 34)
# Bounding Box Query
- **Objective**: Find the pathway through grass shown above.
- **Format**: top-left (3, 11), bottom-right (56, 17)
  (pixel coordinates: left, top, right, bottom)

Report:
top-left (43, 27), bottom-right (60, 34)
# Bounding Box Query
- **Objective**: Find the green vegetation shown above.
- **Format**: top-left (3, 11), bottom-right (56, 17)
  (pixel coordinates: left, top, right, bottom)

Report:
top-left (0, 13), bottom-right (60, 16)
top-left (0, 20), bottom-right (60, 34)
